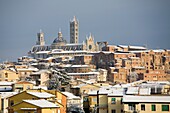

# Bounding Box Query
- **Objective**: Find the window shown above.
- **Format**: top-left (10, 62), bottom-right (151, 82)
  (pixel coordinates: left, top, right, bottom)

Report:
top-left (5, 72), bottom-right (8, 78)
top-left (128, 104), bottom-right (135, 110)
top-left (141, 104), bottom-right (145, 111)
top-left (121, 98), bottom-right (123, 104)
top-left (93, 98), bottom-right (97, 102)
top-left (162, 105), bottom-right (169, 111)
top-left (10, 100), bottom-right (14, 106)
top-left (111, 98), bottom-right (116, 104)
top-left (151, 105), bottom-right (156, 111)
top-left (112, 109), bottom-right (116, 113)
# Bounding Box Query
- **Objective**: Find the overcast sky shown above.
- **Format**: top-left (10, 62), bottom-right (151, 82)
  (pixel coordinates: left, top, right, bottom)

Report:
top-left (0, 0), bottom-right (170, 62)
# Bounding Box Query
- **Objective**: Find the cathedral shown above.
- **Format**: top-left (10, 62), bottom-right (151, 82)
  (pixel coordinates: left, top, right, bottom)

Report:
top-left (30, 16), bottom-right (99, 57)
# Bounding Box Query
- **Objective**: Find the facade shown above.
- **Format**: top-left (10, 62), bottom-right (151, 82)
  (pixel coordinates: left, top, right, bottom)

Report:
top-left (11, 99), bottom-right (59, 113)
top-left (8, 89), bottom-right (67, 113)
top-left (96, 69), bottom-right (107, 83)
top-left (74, 54), bottom-right (94, 65)
top-left (0, 92), bottom-right (17, 113)
top-left (30, 70), bottom-right (51, 86)
top-left (30, 16), bottom-right (99, 59)
top-left (12, 81), bottom-right (34, 92)
top-left (0, 69), bottom-right (19, 82)
top-left (123, 95), bottom-right (170, 113)
top-left (62, 92), bottom-right (81, 108)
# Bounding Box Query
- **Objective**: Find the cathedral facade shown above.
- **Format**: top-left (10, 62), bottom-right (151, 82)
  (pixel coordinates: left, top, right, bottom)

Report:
top-left (30, 16), bottom-right (99, 58)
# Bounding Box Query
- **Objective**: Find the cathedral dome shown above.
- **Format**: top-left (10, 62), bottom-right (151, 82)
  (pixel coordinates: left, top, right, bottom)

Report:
top-left (53, 31), bottom-right (67, 44)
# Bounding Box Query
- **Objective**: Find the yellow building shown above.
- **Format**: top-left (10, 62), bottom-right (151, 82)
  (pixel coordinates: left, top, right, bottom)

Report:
top-left (0, 92), bottom-right (17, 113)
top-left (11, 99), bottom-right (59, 113)
top-left (123, 95), bottom-right (170, 113)
top-left (8, 91), bottom-right (55, 107)
top-left (0, 69), bottom-right (19, 82)
top-left (12, 81), bottom-right (34, 92)
top-left (88, 87), bottom-right (125, 113)
top-left (45, 90), bottom-right (67, 113)
top-left (8, 89), bottom-right (68, 113)
top-left (107, 91), bottom-right (124, 113)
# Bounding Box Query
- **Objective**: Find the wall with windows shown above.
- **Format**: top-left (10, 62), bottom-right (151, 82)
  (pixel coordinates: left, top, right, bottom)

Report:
top-left (124, 103), bottom-right (170, 113)
top-left (108, 96), bottom-right (123, 113)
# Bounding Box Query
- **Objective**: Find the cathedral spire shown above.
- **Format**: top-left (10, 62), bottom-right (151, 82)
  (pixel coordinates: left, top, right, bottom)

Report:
top-left (70, 16), bottom-right (79, 43)
top-left (36, 30), bottom-right (45, 46)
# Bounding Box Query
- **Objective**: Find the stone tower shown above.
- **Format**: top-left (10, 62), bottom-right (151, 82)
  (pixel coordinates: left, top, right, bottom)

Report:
top-left (36, 30), bottom-right (45, 46)
top-left (70, 16), bottom-right (79, 43)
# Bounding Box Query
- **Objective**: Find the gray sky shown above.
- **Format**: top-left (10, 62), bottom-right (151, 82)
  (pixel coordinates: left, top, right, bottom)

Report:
top-left (0, 0), bottom-right (170, 62)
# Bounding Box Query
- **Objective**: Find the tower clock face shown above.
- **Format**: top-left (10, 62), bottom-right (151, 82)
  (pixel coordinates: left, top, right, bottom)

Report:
top-left (89, 45), bottom-right (92, 50)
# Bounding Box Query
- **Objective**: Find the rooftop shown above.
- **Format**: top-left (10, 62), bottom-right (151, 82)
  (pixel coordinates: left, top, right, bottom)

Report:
top-left (123, 95), bottom-right (170, 103)
top-left (62, 92), bottom-right (80, 99)
top-left (23, 99), bottom-right (59, 108)
top-left (27, 92), bottom-right (55, 98)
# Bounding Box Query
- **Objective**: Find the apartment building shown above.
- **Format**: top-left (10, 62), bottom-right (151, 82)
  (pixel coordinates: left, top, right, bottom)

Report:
top-left (123, 95), bottom-right (170, 113)
top-left (0, 69), bottom-right (19, 82)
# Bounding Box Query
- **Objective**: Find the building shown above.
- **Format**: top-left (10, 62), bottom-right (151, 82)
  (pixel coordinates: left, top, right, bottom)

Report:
top-left (36, 29), bottom-right (45, 46)
top-left (11, 99), bottom-right (59, 113)
top-left (70, 16), bottom-right (79, 44)
top-left (8, 89), bottom-right (67, 113)
top-left (30, 70), bottom-right (51, 86)
top-left (0, 69), bottom-right (19, 82)
top-left (12, 81), bottom-right (34, 92)
top-left (62, 92), bottom-right (81, 108)
top-left (0, 92), bottom-right (17, 113)
top-left (96, 69), bottom-right (107, 83)
top-left (29, 16), bottom-right (99, 59)
top-left (123, 95), bottom-right (170, 113)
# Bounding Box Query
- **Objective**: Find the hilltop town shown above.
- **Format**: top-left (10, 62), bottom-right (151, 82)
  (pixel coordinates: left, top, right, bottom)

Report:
top-left (0, 16), bottom-right (170, 113)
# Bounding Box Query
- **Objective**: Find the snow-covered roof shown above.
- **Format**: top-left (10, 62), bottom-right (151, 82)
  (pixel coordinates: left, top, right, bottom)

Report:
top-left (27, 92), bottom-right (55, 98)
top-left (0, 81), bottom-right (14, 86)
top-left (88, 90), bottom-right (98, 95)
top-left (33, 86), bottom-right (47, 90)
top-left (126, 87), bottom-right (139, 95)
top-left (129, 57), bottom-right (140, 59)
top-left (0, 92), bottom-right (18, 98)
top-left (129, 50), bottom-right (150, 53)
top-left (152, 49), bottom-right (165, 52)
top-left (114, 52), bottom-right (130, 54)
top-left (123, 95), bottom-right (170, 103)
top-left (139, 87), bottom-right (151, 95)
top-left (66, 43), bottom-right (83, 46)
top-left (67, 72), bottom-right (99, 76)
top-left (62, 92), bottom-right (80, 99)
top-left (132, 66), bottom-right (145, 69)
top-left (117, 45), bottom-right (128, 48)
top-left (100, 51), bottom-right (114, 54)
top-left (23, 99), bottom-right (59, 108)
top-left (17, 68), bottom-right (39, 72)
top-left (51, 50), bottom-right (87, 54)
top-left (112, 83), bottom-right (131, 88)
top-left (31, 70), bottom-right (51, 75)
top-left (45, 57), bottom-right (54, 60)
top-left (108, 88), bottom-right (125, 96)
top-left (36, 51), bottom-right (50, 54)
top-left (129, 46), bottom-right (147, 50)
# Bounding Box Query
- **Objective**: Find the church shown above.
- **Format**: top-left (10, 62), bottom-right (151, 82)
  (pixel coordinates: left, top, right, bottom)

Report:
top-left (30, 16), bottom-right (99, 58)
